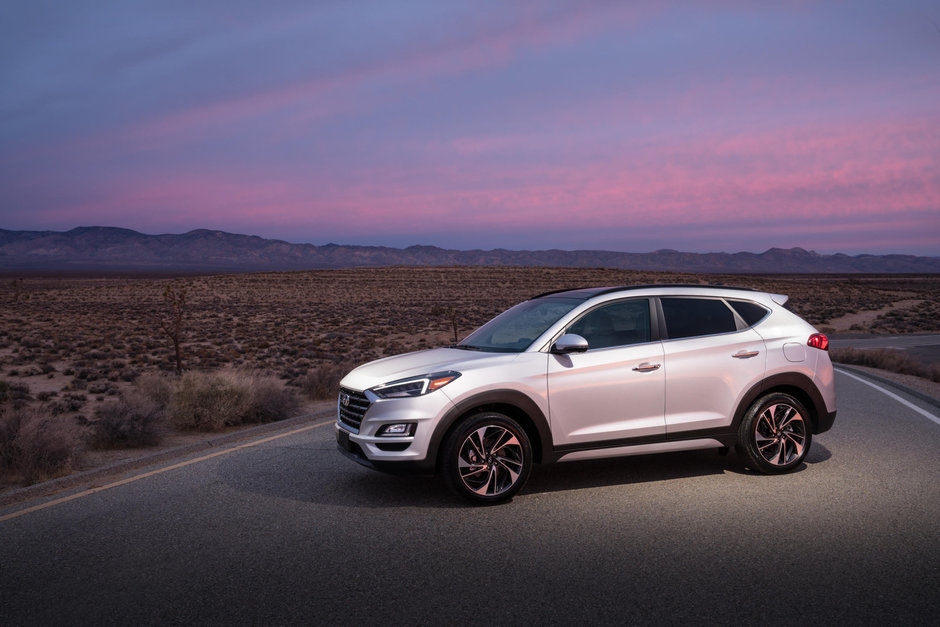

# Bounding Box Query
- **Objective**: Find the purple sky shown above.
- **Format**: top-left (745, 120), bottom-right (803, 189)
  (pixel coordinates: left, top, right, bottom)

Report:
top-left (1, 1), bottom-right (938, 255)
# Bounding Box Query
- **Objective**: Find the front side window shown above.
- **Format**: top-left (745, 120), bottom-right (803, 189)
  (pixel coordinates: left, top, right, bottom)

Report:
top-left (459, 297), bottom-right (581, 352)
top-left (567, 299), bottom-right (651, 350)
top-left (662, 298), bottom-right (737, 339)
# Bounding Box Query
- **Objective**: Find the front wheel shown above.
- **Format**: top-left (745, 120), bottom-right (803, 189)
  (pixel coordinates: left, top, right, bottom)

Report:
top-left (442, 412), bottom-right (532, 504)
top-left (738, 393), bottom-right (812, 474)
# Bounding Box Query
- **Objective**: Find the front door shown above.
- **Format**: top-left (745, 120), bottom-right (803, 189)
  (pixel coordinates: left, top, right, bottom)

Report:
top-left (547, 299), bottom-right (666, 446)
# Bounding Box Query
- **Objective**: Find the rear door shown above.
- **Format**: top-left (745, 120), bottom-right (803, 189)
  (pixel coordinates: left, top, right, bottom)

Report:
top-left (659, 297), bottom-right (766, 435)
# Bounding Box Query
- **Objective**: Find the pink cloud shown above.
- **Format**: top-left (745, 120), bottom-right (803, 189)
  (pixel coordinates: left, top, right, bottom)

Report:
top-left (37, 107), bottom-right (936, 248)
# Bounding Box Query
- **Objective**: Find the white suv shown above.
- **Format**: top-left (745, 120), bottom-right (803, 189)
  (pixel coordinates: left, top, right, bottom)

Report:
top-left (336, 285), bottom-right (836, 503)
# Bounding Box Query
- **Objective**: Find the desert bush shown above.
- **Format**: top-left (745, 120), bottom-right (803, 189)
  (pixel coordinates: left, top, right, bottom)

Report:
top-left (48, 393), bottom-right (87, 416)
top-left (831, 348), bottom-right (940, 383)
top-left (4, 382), bottom-right (32, 408)
top-left (242, 376), bottom-right (301, 424)
top-left (136, 374), bottom-right (173, 408)
top-left (869, 301), bottom-right (940, 334)
top-left (168, 371), bottom-right (299, 431)
top-left (298, 362), bottom-right (350, 400)
top-left (117, 368), bottom-right (140, 383)
top-left (88, 391), bottom-right (165, 449)
top-left (169, 372), bottom-right (248, 430)
top-left (0, 409), bottom-right (81, 483)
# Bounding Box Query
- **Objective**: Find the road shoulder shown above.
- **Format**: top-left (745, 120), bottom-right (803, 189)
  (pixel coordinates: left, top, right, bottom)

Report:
top-left (835, 364), bottom-right (940, 409)
top-left (0, 405), bottom-right (335, 509)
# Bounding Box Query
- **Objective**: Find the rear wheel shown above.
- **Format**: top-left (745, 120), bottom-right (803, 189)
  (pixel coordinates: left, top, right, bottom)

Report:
top-left (738, 393), bottom-right (812, 474)
top-left (442, 412), bottom-right (532, 504)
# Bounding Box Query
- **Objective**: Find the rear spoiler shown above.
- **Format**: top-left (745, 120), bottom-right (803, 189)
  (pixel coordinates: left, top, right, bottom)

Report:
top-left (771, 293), bottom-right (789, 306)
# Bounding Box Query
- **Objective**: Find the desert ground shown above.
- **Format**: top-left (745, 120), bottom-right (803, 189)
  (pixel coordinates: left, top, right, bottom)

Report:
top-left (2, 266), bottom-right (937, 392)
top-left (0, 267), bottom-right (937, 485)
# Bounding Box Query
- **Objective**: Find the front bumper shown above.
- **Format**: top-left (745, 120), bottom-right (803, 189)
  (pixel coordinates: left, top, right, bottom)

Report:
top-left (336, 426), bottom-right (437, 474)
top-left (335, 387), bottom-right (454, 472)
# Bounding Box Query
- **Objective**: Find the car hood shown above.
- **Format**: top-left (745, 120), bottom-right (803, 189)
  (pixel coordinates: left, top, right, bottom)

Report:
top-left (340, 347), bottom-right (520, 391)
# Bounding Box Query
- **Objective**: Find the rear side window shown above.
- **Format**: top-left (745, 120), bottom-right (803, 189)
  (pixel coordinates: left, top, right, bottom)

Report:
top-left (662, 298), bottom-right (737, 339)
top-left (727, 299), bottom-right (770, 327)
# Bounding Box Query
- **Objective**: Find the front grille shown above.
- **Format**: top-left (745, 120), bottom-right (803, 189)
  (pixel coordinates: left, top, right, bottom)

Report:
top-left (338, 387), bottom-right (371, 433)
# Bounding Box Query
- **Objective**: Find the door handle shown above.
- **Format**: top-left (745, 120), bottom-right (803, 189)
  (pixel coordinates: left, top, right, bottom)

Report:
top-left (733, 350), bottom-right (760, 359)
top-left (633, 362), bottom-right (661, 372)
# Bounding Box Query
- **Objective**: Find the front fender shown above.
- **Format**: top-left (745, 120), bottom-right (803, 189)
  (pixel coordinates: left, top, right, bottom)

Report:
top-left (427, 389), bottom-right (553, 468)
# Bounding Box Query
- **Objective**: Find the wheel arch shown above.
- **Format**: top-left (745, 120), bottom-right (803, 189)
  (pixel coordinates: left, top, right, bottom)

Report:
top-left (733, 372), bottom-right (829, 435)
top-left (431, 389), bottom-right (551, 471)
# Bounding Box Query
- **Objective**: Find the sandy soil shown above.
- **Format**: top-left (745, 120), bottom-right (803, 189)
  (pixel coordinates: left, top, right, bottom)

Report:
top-left (826, 299), bottom-right (925, 332)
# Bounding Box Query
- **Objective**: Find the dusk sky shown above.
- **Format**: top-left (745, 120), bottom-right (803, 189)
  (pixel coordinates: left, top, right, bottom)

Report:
top-left (1, 1), bottom-right (938, 255)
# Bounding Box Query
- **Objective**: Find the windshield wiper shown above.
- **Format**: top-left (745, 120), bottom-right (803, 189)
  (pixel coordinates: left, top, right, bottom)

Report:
top-left (448, 344), bottom-right (483, 351)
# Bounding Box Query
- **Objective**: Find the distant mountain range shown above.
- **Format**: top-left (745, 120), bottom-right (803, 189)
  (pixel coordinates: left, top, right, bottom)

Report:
top-left (0, 226), bottom-right (937, 274)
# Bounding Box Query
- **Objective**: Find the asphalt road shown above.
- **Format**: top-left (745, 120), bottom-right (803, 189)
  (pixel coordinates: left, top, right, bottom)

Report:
top-left (829, 334), bottom-right (940, 350)
top-left (830, 333), bottom-right (940, 367)
top-left (2, 370), bottom-right (939, 625)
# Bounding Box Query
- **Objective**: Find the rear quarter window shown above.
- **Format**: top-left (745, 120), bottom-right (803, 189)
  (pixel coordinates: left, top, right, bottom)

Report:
top-left (727, 299), bottom-right (770, 327)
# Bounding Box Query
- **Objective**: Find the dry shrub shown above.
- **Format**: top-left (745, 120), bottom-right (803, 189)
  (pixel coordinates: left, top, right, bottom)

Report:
top-left (299, 362), bottom-right (350, 400)
top-left (89, 392), bottom-right (165, 449)
top-left (0, 410), bottom-right (18, 473)
top-left (1, 381), bottom-right (32, 408)
top-left (169, 372), bottom-right (246, 431)
top-left (0, 408), bottom-right (81, 483)
top-left (831, 348), bottom-right (940, 383)
top-left (136, 374), bottom-right (173, 408)
top-left (244, 376), bottom-right (301, 424)
top-left (169, 371), bottom-right (299, 431)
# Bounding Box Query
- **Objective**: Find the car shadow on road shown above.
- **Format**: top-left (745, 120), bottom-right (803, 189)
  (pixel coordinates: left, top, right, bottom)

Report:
top-left (526, 449), bottom-right (736, 495)
top-left (525, 441), bottom-right (832, 496)
top-left (218, 442), bottom-right (834, 509)
top-left (216, 446), bottom-right (459, 509)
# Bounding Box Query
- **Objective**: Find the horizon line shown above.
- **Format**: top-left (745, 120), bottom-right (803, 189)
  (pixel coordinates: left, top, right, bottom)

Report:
top-left (2, 224), bottom-right (938, 259)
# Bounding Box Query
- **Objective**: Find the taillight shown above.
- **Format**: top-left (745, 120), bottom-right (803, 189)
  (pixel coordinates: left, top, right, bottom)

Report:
top-left (807, 333), bottom-right (829, 351)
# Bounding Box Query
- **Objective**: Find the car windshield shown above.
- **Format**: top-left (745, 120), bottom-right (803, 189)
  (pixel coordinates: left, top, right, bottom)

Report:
top-left (457, 297), bottom-right (581, 352)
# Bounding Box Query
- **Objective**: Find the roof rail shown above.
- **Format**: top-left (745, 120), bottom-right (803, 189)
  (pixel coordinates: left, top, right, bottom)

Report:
top-left (529, 287), bottom-right (593, 299)
top-left (530, 283), bottom-right (760, 300)
top-left (593, 284), bottom-right (760, 296)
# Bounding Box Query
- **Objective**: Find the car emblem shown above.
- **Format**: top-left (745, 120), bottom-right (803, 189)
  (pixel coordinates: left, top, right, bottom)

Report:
top-left (340, 392), bottom-right (350, 407)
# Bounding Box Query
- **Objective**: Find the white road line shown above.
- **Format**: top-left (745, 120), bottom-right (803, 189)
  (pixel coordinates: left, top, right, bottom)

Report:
top-left (836, 368), bottom-right (940, 427)
top-left (0, 419), bottom-right (334, 523)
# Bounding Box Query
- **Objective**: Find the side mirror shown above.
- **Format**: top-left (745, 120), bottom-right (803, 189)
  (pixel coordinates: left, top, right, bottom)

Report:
top-left (552, 333), bottom-right (589, 354)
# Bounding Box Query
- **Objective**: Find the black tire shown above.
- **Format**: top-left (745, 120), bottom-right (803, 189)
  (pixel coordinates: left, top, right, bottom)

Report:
top-left (737, 392), bottom-right (812, 474)
top-left (442, 412), bottom-right (532, 504)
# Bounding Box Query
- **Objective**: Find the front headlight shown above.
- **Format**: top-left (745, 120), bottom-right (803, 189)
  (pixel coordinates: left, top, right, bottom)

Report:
top-left (371, 371), bottom-right (461, 399)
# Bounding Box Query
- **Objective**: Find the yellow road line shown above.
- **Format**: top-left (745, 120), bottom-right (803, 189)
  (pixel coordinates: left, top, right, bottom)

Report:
top-left (0, 419), bottom-right (334, 523)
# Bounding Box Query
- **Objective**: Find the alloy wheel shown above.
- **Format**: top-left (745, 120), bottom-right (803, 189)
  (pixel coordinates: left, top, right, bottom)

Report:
top-left (754, 403), bottom-right (807, 467)
top-left (457, 425), bottom-right (525, 497)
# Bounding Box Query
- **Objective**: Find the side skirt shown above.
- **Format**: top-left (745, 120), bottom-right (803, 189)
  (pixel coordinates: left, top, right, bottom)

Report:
top-left (547, 430), bottom-right (737, 464)
top-left (555, 438), bottom-right (727, 463)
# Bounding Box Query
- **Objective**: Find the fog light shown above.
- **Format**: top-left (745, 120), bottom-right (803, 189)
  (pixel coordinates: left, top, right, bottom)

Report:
top-left (378, 423), bottom-right (415, 437)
